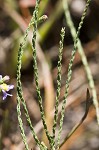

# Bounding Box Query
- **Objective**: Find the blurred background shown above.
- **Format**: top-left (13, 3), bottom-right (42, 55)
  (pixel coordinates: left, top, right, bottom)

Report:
top-left (0, 0), bottom-right (99, 150)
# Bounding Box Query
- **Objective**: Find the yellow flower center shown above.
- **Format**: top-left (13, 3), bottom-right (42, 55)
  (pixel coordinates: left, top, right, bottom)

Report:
top-left (0, 83), bottom-right (9, 91)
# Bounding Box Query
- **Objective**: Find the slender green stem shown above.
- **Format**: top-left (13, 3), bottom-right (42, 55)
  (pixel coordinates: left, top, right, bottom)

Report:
top-left (17, 95), bottom-right (29, 150)
top-left (32, 0), bottom-right (52, 145)
top-left (52, 28), bottom-right (65, 142)
top-left (16, 2), bottom-right (45, 148)
top-left (63, 0), bottom-right (99, 125)
top-left (17, 44), bottom-right (42, 148)
top-left (16, 0), bottom-right (51, 148)
top-left (56, 0), bottom-right (91, 149)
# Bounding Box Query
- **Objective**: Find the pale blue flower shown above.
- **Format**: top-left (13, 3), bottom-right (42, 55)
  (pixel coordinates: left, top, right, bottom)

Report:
top-left (0, 75), bottom-right (14, 100)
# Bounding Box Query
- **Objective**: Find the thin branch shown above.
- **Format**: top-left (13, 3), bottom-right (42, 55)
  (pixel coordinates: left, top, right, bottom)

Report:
top-left (52, 28), bottom-right (65, 141)
top-left (56, 0), bottom-right (92, 149)
top-left (17, 95), bottom-right (29, 150)
top-left (63, 0), bottom-right (99, 125)
top-left (32, 0), bottom-right (52, 145)
top-left (16, 0), bottom-right (48, 149)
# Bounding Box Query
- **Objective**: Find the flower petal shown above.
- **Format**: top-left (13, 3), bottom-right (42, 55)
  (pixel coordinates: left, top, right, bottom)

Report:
top-left (2, 90), bottom-right (13, 100)
top-left (7, 85), bottom-right (14, 91)
top-left (3, 76), bottom-right (10, 82)
top-left (2, 90), bottom-right (8, 100)
top-left (6, 93), bottom-right (12, 97)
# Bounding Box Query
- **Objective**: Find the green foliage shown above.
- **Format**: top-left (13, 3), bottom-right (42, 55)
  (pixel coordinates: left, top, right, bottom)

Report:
top-left (16, 0), bottom-right (97, 150)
